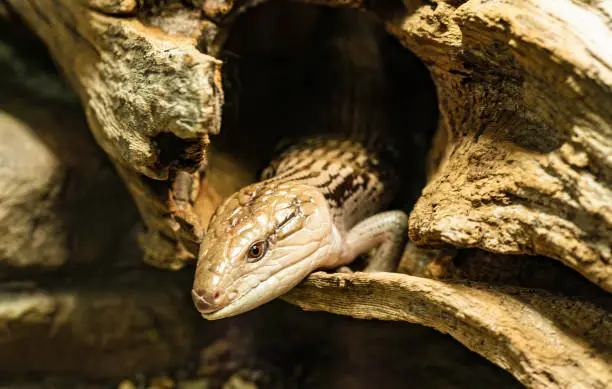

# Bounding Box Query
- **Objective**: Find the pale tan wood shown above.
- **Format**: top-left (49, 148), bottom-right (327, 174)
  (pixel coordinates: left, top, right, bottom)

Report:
top-left (381, 0), bottom-right (612, 291)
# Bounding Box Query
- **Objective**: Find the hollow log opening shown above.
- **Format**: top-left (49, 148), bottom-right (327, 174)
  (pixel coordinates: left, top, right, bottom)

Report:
top-left (207, 3), bottom-right (438, 212)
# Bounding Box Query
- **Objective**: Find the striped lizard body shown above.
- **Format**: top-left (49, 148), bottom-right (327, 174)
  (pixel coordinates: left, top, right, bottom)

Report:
top-left (192, 11), bottom-right (408, 319)
top-left (262, 137), bottom-right (400, 233)
top-left (192, 136), bottom-right (408, 319)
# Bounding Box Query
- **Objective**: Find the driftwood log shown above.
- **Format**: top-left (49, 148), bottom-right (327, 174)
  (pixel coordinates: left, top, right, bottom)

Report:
top-left (2, 0), bottom-right (611, 388)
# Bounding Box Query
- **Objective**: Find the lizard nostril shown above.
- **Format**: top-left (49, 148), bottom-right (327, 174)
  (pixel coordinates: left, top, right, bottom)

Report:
top-left (192, 289), bottom-right (222, 314)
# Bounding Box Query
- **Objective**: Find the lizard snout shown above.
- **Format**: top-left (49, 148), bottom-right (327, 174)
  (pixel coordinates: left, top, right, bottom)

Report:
top-left (191, 288), bottom-right (224, 314)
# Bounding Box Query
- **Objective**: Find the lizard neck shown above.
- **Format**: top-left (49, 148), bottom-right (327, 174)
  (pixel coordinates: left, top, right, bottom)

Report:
top-left (260, 137), bottom-right (399, 233)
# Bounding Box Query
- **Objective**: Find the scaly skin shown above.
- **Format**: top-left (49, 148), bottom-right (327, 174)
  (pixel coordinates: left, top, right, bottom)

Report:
top-left (192, 137), bottom-right (408, 320)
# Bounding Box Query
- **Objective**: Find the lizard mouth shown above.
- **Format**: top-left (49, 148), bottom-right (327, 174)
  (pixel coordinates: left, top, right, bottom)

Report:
top-left (199, 269), bottom-right (294, 320)
top-left (198, 280), bottom-right (275, 320)
top-left (199, 306), bottom-right (235, 320)
top-left (198, 248), bottom-right (323, 320)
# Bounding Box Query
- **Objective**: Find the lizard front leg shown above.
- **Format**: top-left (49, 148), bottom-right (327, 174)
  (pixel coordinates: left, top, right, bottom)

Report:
top-left (342, 210), bottom-right (409, 272)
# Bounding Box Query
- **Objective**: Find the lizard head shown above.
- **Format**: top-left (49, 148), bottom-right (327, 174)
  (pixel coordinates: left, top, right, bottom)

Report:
top-left (192, 181), bottom-right (342, 320)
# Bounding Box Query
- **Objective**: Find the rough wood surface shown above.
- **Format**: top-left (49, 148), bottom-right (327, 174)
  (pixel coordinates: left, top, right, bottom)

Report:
top-left (298, 0), bottom-right (612, 290)
top-left (292, 0), bottom-right (612, 287)
top-left (7, 0), bottom-right (223, 178)
top-left (6, 0), bottom-right (224, 268)
top-left (284, 271), bottom-right (612, 389)
top-left (379, 0), bottom-right (612, 291)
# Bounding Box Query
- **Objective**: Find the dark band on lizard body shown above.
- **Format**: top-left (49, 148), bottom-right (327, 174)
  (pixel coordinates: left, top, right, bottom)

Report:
top-left (261, 137), bottom-right (400, 231)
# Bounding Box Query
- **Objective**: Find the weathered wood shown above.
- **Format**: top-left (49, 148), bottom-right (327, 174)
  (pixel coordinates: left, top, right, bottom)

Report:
top-left (6, 0), bottom-right (224, 268)
top-left (380, 0), bottom-right (612, 291)
top-left (7, 0), bottom-right (223, 178)
top-left (284, 271), bottom-right (612, 389)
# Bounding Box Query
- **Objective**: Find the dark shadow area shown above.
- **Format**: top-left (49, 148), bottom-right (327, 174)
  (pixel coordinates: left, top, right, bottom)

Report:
top-left (203, 299), bottom-right (523, 389)
top-left (216, 2), bottom-right (438, 210)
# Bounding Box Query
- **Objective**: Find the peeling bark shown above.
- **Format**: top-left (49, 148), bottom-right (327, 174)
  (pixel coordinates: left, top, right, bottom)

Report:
top-left (9, 0), bottom-right (222, 177)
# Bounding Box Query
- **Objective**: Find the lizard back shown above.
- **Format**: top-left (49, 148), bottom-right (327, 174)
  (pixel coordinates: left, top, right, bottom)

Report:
top-left (261, 136), bottom-right (400, 233)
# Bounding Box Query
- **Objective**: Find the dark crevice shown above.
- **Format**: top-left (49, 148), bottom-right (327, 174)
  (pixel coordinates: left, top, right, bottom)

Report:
top-left (452, 249), bottom-right (608, 298)
top-left (152, 132), bottom-right (207, 174)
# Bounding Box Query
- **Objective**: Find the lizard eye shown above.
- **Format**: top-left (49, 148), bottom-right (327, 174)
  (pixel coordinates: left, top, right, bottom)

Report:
top-left (246, 240), bottom-right (268, 262)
